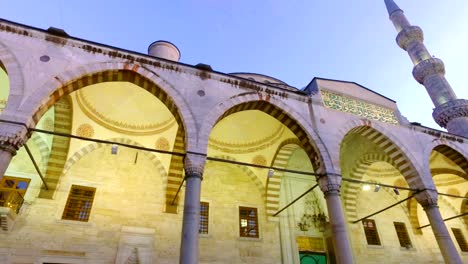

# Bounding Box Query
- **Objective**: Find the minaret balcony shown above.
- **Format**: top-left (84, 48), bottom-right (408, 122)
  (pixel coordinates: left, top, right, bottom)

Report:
top-left (396, 26), bottom-right (423, 50)
top-left (412, 58), bottom-right (445, 84)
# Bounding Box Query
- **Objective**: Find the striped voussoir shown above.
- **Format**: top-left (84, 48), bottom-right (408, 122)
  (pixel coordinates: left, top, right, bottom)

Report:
top-left (31, 70), bottom-right (185, 130)
top-left (266, 139), bottom-right (302, 218)
top-left (433, 145), bottom-right (468, 175)
top-left (347, 126), bottom-right (421, 187)
top-left (407, 197), bottom-right (423, 234)
top-left (0, 43), bottom-right (24, 110)
top-left (462, 192), bottom-right (468, 228)
top-left (38, 96), bottom-right (72, 199)
top-left (343, 153), bottom-right (398, 222)
top-left (206, 155), bottom-right (265, 195)
top-left (27, 69), bottom-right (187, 206)
top-left (216, 101), bottom-right (321, 170)
top-left (62, 137), bottom-right (168, 184)
top-left (165, 127), bottom-right (185, 210)
top-left (29, 132), bottom-right (50, 174)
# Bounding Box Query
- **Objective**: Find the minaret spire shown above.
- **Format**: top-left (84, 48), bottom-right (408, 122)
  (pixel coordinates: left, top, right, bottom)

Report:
top-left (384, 0), bottom-right (402, 16)
top-left (385, 0), bottom-right (468, 138)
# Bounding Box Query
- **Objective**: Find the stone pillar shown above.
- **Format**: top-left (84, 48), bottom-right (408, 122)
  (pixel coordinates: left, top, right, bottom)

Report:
top-left (416, 190), bottom-right (463, 264)
top-left (0, 121), bottom-right (29, 179)
top-left (179, 153), bottom-right (206, 264)
top-left (318, 175), bottom-right (354, 264)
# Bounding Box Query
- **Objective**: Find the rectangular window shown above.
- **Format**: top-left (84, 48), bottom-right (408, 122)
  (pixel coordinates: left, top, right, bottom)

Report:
top-left (0, 176), bottom-right (30, 213)
top-left (239, 206), bottom-right (259, 238)
top-left (451, 228), bottom-right (468, 252)
top-left (394, 222), bottom-right (412, 248)
top-left (362, 219), bottom-right (381, 245)
top-left (62, 185), bottom-right (96, 222)
top-left (199, 201), bottom-right (209, 234)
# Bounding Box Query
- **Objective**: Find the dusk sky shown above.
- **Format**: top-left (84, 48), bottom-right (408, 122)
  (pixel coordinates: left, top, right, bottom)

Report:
top-left (1, 0), bottom-right (467, 130)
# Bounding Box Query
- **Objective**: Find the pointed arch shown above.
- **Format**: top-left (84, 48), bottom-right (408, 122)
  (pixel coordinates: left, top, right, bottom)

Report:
top-left (432, 144), bottom-right (468, 176)
top-left (265, 138), bottom-right (302, 218)
top-left (342, 153), bottom-right (396, 221)
top-left (19, 62), bottom-right (197, 150)
top-left (462, 192), bottom-right (468, 228)
top-left (62, 138), bottom-right (168, 193)
top-left (340, 122), bottom-right (425, 190)
top-left (38, 96), bottom-right (72, 199)
top-left (18, 62), bottom-right (198, 211)
top-left (206, 155), bottom-right (265, 196)
top-left (199, 92), bottom-right (333, 174)
top-left (29, 132), bottom-right (50, 174)
top-left (0, 41), bottom-right (24, 111)
top-left (407, 197), bottom-right (423, 234)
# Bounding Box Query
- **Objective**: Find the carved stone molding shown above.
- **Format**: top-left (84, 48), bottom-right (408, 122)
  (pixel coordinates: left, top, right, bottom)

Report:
top-left (432, 99), bottom-right (468, 128)
top-left (415, 190), bottom-right (438, 209)
top-left (413, 58), bottom-right (445, 84)
top-left (412, 58), bottom-right (445, 84)
top-left (0, 122), bottom-right (29, 154)
top-left (317, 175), bottom-right (342, 196)
top-left (184, 153), bottom-right (206, 179)
top-left (396, 26), bottom-right (424, 50)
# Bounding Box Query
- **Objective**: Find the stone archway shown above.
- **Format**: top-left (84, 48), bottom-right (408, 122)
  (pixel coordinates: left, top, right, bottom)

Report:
top-left (265, 138), bottom-right (302, 218)
top-left (0, 41), bottom-right (24, 111)
top-left (199, 92), bottom-right (333, 174)
top-left (18, 63), bottom-right (198, 211)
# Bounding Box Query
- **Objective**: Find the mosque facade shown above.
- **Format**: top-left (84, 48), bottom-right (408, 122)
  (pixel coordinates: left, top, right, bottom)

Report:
top-left (0, 1), bottom-right (466, 263)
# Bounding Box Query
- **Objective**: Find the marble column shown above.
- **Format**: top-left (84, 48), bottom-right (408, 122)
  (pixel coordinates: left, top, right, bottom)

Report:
top-left (179, 153), bottom-right (206, 264)
top-left (416, 190), bottom-right (463, 264)
top-left (318, 175), bottom-right (354, 264)
top-left (0, 121), bottom-right (28, 179)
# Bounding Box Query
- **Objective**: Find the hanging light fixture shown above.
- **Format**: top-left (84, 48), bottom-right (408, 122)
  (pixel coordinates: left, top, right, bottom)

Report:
top-left (374, 184), bottom-right (381, 192)
top-left (111, 144), bottom-right (118, 155)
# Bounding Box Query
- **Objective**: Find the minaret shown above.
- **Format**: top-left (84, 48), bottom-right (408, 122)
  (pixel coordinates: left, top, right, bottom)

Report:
top-left (385, 0), bottom-right (468, 137)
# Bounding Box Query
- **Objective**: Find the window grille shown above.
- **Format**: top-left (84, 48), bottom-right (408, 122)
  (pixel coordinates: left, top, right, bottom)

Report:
top-left (199, 201), bottom-right (209, 234)
top-left (393, 222), bottom-right (412, 248)
top-left (239, 207), bottom-right (259, 238)
top-left (62, 185), bottom-right (96, 222)
top-left (362, 219), bottom-right (381, 245)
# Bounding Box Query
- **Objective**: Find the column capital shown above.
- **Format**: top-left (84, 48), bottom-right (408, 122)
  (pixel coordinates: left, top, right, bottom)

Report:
top-left (0, 121), bottom-right (29, 155)
top-left (415, 189), bottom-right (438, 209)
top-left (317, 174), bottom-right (342, 196)
top-left (184, 152), bottom-right (206, 179)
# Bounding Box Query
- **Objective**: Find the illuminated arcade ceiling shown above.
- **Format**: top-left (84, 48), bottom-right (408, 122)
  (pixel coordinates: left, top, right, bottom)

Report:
top-left (76, 82), bottom-right (176, 135)
top-left (208, 110), bottom-right (290, 153)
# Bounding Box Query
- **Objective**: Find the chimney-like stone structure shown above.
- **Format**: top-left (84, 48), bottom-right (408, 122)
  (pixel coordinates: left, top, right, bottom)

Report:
top-left (385, 0), bottom-right (468, 137)
top-left (148, 40), bottom-right (181, 62)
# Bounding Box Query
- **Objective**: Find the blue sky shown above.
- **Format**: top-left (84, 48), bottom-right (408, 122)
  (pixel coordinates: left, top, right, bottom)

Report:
top-left (1, 0), bottom-right (468, 130)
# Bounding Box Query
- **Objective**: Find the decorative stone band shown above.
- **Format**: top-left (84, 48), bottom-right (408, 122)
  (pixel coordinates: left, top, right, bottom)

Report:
top-left (396, 26), bottom-right (424, 50)
top-left (184, 153), bottom-right (206, 180)
top-left (317, 174), bottom-right (342, 196)
top-left (415, 189), bottom-right (438, 209)
top-left (432, 99), bottom-right (468, 128)
top-left (412, 58), bottom-right (445, 84)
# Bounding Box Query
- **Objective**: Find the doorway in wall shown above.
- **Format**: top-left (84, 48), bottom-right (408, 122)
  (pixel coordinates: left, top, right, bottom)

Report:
top-left (299, 251), bottom-right (327, 264)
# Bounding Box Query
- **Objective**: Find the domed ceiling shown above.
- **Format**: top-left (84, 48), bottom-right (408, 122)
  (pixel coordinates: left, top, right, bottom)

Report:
top-left (76, 82), bottom-right (176, 135)
top-left (208, 110), bottom-right (288, 153)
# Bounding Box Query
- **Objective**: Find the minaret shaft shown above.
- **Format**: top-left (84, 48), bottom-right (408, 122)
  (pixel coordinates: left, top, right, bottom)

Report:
top-left (386, 1), bottom-right (468, 137)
